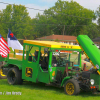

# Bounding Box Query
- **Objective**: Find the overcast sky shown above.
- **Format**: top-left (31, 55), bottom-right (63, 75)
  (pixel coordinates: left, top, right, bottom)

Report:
top-left (0, 0), bottom-right (100, 18)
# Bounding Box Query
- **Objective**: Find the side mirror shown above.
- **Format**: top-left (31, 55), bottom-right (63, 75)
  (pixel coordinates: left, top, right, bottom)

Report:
top-left (44, 48), bottom-right (48, 53)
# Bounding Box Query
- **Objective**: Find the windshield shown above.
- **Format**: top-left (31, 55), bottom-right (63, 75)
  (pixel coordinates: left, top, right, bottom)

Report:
top-left (52, 50), bottom-right (80, 67)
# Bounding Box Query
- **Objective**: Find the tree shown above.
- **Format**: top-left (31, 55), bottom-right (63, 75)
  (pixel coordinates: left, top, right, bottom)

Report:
top-left (96, 5), bottom-right (100, 35)
top-left (2, 4), bottom-right (32, 39)
top-left (96, 5), bottom-right (100, 25)
top-left (79, 23), bottom-right (99, 39)
top-left (34, 0), bottom-right (95, 37)
top-left (33, 13), bottom-right (52, 37)
top-left (0, 10), bottom-right (5, 37)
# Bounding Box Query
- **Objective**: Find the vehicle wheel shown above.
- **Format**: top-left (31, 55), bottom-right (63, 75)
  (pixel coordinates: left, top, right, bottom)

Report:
top-left (7, 67), bottom-right (23, 85)
top-left (64, 79), bottom-right (80, 95)
top-left (0, 69), bottom-right (7, 79)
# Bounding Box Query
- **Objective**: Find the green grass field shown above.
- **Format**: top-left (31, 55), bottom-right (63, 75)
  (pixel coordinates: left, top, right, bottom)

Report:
top-left (0, 79), bottom-right (100, 100)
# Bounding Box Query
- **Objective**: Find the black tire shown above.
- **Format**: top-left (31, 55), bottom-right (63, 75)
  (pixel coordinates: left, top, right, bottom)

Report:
top-left (64, 79), bottom-right (80, 95)
top-left (7, 67), bottom-right (23, 85)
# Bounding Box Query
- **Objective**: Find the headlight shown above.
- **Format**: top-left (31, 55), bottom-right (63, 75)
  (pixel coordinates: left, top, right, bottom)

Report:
top-left (90, 79), bottom-right (94, 85)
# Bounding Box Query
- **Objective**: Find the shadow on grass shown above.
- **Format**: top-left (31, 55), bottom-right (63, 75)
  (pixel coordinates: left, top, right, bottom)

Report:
top-left (17, 81), bottom-right (100, 97)
top-left (78, 91), bottom-right (100, 97)
top-left (22, 81), bottom-right (64, 94)
top-left (13, 81), bottom-right (100, 97)
top-left (0, 79), bottom-right (8, 85)
top-left (1, 79), bottom-right (100, 97)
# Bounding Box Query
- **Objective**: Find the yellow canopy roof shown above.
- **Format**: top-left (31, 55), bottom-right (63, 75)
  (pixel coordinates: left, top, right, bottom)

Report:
top-left (23, 40), bottom-right (81, 49)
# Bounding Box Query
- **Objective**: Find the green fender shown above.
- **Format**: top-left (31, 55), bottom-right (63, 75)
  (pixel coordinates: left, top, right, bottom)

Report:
top-left (13, 64), bottom-right (22, 70)
top-left (61, 76), bottom-right (72, 87)
top-left (4, 63), bottom-right (22, 70)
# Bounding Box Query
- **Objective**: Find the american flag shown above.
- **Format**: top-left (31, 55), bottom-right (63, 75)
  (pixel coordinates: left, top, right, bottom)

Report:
top-left (0, 35), bottom-right (10, 58)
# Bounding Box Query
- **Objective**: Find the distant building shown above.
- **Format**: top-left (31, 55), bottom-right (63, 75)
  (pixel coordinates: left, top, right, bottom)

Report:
top-left (92, 37), bottom-right (100, 49)
top-left (37, 35), bottom-right (78, 45)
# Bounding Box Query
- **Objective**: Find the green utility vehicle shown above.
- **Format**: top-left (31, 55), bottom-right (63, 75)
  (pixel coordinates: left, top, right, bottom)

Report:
top-left (2, 35), bottom-right (100, 95)
top-left (2, 40), bottom-right (82, 95)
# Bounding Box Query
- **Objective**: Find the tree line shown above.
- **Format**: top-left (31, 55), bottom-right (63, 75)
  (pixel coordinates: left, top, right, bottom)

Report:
top-left (0, 0), bottom-right (100, 40)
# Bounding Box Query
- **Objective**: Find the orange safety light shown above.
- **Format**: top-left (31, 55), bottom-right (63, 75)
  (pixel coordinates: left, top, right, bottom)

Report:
top-left (90, 86), bottom-right (93, 89)
top-left (90, 86), bottom-right (96, 89)
top-left (93, 86), bottom-right (96, 89)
